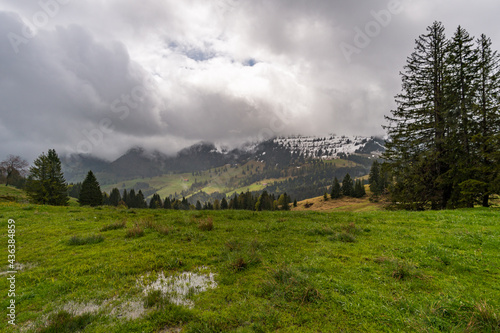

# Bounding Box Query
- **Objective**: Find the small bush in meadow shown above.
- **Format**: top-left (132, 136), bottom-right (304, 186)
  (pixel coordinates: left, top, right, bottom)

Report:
top-left (263, 266), bottom-right (321, 304)
top-left (126, 225), bottom-right (145, 238)
top-left (198, 217), bottom-right (214, 231)
top-left (68, 234), bottom-right (104, 246)
top-left (230, 257), bottom-right (248, 272)
top-left (100, 220), bottom-right (126, 232)
top-left (391, 260), bottom-right (421, 280)
top-left (154, 225), bottom-right (171, 235)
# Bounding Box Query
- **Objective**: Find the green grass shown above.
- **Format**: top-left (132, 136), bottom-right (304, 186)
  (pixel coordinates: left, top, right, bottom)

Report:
top-left (0, 186), bottom-right (27, 203)
top-left (1, 202), bottom-right (499, 332)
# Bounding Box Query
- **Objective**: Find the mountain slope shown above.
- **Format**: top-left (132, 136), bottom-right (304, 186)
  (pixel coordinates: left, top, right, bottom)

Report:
top-left (62, 135), bottom-right (385, 184)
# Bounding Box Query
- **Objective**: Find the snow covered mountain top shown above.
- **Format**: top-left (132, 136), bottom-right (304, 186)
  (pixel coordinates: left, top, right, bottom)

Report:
top-left (273, 135), bottom-right (385, 159)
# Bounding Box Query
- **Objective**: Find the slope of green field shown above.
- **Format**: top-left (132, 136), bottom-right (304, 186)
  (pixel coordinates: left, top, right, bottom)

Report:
top-left (0, 186), bottom-right (26, 202)
top-left (101, 161), bottom-right (266, 200)
top-left (0, 203), bottom-right (499, 332)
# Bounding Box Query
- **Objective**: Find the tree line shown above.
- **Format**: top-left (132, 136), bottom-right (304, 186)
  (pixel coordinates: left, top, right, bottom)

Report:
top-left (384, 22), bottom-right (500, 209)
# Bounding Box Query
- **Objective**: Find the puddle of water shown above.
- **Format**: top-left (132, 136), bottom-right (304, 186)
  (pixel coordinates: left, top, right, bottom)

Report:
top-left (63, 301), bottom-right (100, 316)
top-left (0, 262), bottom-right (37, 276)
top-left (137, 270), bottom-right (217, 308)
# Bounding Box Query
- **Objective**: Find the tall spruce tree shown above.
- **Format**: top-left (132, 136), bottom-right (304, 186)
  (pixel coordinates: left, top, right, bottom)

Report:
top-left (353, 180), bottom-right (366, 198)
top-left (220, 197), bottom-right (228, 210)
top-left (384, 21), bottom-right (450, 209)
top-left (79, 170), bottom-right (103, 206)
top-left (369, 161), bottom-right (381, 196)
top-left (472, 34), bottom-right (500, 206)
top-left (109, 188), bottom-right (121, 206)
top-left (331, 177), bottom-right (342, 199)
top-left (25, 149), bottom-right (69, 206)
top-left (445, 26), bottom-right (479, 207)
top-left (149, 193), bottom-right (162, 209)
top-left (136, 190), bottom-right (147, 208)
top-left (341, 173), bottom-right (354, 197)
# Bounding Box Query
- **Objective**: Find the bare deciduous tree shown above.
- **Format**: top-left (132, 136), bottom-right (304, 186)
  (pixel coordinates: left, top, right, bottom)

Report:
top-left (0, 155), bottom-right (29, 186)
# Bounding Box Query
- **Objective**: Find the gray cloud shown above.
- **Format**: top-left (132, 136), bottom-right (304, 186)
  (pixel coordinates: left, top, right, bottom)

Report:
top-left (0, 0), bottom-right (499, 162)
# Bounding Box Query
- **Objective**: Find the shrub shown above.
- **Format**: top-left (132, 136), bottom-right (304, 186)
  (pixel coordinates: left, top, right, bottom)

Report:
top-left (68, 234), bottom-right (104, 246)
top-left (126, 225), bottom-right (145, 238)
top-left (230, 257), bottom-right (248, 272)
top-left (198, 217), bottom-right (213, 231)
top-left (154, 225), bottom-right (171, 235)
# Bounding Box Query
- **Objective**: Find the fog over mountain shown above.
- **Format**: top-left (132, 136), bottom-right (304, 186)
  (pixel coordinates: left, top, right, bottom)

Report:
top-left (1, 0), bottom-right (499, 162)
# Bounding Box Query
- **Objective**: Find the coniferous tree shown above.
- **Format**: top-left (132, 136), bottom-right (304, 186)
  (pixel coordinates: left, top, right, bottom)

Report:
top-left (181, 197), bottom-right (189, 210)
top-left (384, 22), bottom-right (450, 209)
top-left (341, 173), bottom-right (354, 197)
top-left (163, 197), bottom-right (172, 209)
top-left (278, 193), bottom-right (290, 210)
top-left (79, 170), bottom-right (103, 206)
top-left (127, 189), bottom-right (136, 208)
top-left (149, 194), bottom-right (162, 209)
top-left (102, 192), bottom-right (110, 205)
top-left (195, 200), bottom-right (202, 210)
top-left (385, 22), bottom-right (500, 209)
top-left (445, 26), bottom-right (479, 207)
top-left (220, 197), bottom-right (228, 210)
top-left (121, 189), bottom-right (128, 205)
top-left (25, 149), bottom-right (69, 206)
top-left (369, 161), bottom-right (381, 196)
top-left (68, 182), bottom-right (82, 199)
top-left (136, 190), bottom-right (147, 208)
top-left (353, 180), bottom-right (366, 198)
top-left (472, 34), bottom-right (500, 207)
top-left (109, 188), bottom-right (121, 206)
top-left (331, 177), bottom-right (342, 199)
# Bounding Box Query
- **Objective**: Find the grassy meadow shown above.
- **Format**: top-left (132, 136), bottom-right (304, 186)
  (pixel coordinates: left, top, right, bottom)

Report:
top-left (0, 187), bottom-right (499, 332)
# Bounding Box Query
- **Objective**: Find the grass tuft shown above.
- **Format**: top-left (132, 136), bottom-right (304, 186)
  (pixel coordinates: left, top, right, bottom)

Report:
top-left (198, 217), bottom-right (214, 231)
top-left (230, 257), bottom-right (248, 271)
top-left (38, 311), bottom-right (93, 333)
top-left (328, 232), bottom-right (356, 243)
top-left (263, 266), bottom-right (321, 304)
top-left (100, 220), bottom-right (126, 232)
top-left (391, 260), bottom-right (421, 280)
top-left (68, 234), bottom-right (104, 246)
top-left (154, 225), bottom-right (171, 235)
top-left (144, 289), bottom-right (169, 308)
top-left (126, 225), bottom-right (145, 238)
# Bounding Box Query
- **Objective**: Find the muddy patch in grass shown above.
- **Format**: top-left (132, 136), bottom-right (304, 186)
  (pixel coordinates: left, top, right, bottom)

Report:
top-left (136, 269), bottom-right (217, 308)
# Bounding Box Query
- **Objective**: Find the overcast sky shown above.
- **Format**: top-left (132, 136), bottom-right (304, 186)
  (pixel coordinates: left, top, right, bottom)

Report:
top-left (1, 0), bottom-right (499, 162)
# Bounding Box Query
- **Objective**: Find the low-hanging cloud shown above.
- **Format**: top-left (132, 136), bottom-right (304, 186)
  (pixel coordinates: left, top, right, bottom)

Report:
top-left (1, 0), bottom-right (499, 162)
